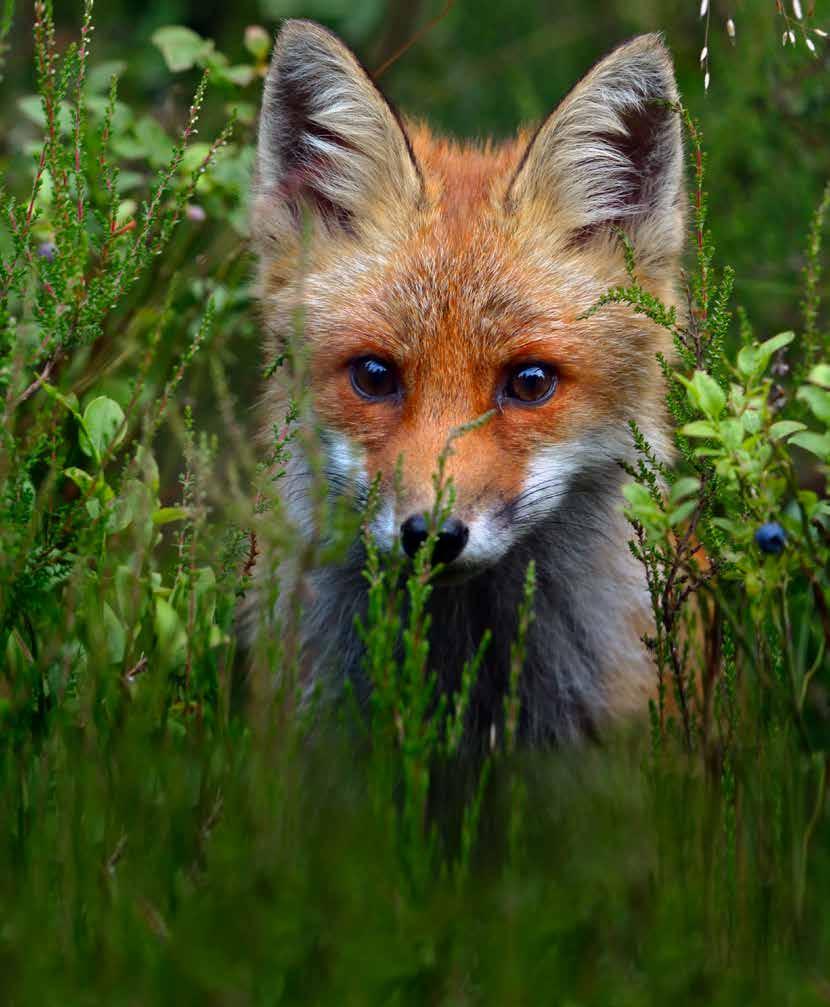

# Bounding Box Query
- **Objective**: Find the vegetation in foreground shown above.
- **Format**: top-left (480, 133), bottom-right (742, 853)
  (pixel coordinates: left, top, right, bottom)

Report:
top-left (1, 4), bottom-right (830, 1003)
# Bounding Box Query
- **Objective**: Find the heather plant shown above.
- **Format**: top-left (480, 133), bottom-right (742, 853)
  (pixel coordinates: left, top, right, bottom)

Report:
top-left (2, 4), bottom-right (830, 1005)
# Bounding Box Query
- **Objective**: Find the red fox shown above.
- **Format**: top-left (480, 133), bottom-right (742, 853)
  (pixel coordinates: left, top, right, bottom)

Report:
top-left (249, 20), bottom-right (684, 744)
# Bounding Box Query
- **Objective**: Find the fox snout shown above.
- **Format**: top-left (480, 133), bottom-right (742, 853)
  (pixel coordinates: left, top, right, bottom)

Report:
top-left (399, 513), bottom-right (470, 566)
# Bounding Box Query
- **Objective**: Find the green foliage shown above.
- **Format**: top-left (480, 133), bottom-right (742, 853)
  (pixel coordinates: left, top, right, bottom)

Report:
top-left (1, 5), bottom-right (830, 1006)
top-left (617, 112), bottom-right (830, 759)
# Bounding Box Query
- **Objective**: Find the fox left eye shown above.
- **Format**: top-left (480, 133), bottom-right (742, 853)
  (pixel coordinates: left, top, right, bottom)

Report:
top-left (504, 363), bottom-right (558, 405)
top-left (350, 357), bottom-right (400, 400)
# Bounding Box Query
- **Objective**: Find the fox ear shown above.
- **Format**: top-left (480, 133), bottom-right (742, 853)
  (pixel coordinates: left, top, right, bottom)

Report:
top-left (254, 19), bottom-right (422, 242)
top-left (507, 35), bottom-right (683, 263)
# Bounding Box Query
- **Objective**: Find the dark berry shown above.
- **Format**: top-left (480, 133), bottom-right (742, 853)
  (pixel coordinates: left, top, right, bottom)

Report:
top-left (754, 522), bottom-right (787, 555)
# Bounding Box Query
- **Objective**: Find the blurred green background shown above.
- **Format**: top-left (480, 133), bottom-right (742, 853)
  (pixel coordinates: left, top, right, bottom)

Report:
top-left (4, 0), bottom-right (829, 339)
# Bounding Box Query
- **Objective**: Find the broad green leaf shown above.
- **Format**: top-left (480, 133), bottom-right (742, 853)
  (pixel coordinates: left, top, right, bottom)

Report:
top-left (107, 491), bottom-right (136, 535)
top-left (154, 598), bottom-right (187, 665)
top-left (622, 483), bottom-right (654, 509)
top-left (115, 565), bottom-right (142, 622)
top-left (737, 331), bottom-right (795, 378)
top-left (102, 603), bottom-right (126, 664)
top-left (86, 59), bottom-right (127, 94)
top-left (668, 498), bottom-right (698, 526)
top-left (42, 383), bottom-right (82, 422)
top-left (152, 507), bottom-right (189, 526)
top-left (78, 396), bottom-right (125, 462)
top-left (711, 517), bottom-right (743, 535)
top-left (193, 567), bottom-right (217, 625)
top-left (180, 142), bottom-right (213, 175)
top-left (769, 420), bottom-right (807, 440)
top-left (216, 64), bottom-right (256, 87)
top-left (808, 363), bottom-right (830, 389)
top-left (669, 477), bottom-right (700, 503)
top-left (720, 418), bottom-right (745, 451)
top-left (134, 116), bottom-right (175, 169)
top-left (692, 371), bottom-right (726, 419)
top-left (151, 25), bottom-right (214, 72)
top-left (736, 345), bottom-right (760, 378)
top-left (797, 385), bottom-right (830, 424)
top-left (742, 409), bottom-right (762, 435)
top-left (789, 431), bottom-right (830, 459)
top-left (757, 330), bottom-right (795, 360)
top-left (63, 467), bottom-right (94, 492)
top-left (680, 420), bottom-right (719, 439)
top-left (135, 445), bottom-right (160, 493)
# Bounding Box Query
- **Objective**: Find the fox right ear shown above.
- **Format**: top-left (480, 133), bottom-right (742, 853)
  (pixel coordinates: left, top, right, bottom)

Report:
top-left (507, 35), bottom-right (684, 266)
top-left (253, 20), bottom-right (422, 245)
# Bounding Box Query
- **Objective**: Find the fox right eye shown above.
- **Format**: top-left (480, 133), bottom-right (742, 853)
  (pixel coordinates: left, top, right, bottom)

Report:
top-left (350, 357), bottom-right (400, 401)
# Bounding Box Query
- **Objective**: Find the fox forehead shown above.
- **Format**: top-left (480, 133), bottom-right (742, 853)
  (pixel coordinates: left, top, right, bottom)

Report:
top-left (262, 123), bottom-right (671, 367)
top-left (265, 138), bottom-right (627, 357)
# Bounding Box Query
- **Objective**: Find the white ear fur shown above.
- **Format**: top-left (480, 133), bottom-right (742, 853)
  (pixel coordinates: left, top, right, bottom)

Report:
top-left (254, 19), bottom-right (421, 240)
top-left (507, 35), bottom-right (684, 262)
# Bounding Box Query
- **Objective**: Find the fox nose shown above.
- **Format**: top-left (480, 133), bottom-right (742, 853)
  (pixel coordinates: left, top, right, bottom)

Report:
top-left (400, 514), bottom-right (469, 565)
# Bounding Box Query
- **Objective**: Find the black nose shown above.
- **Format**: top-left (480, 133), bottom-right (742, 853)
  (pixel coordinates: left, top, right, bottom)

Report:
top-left (400, 514), bottom-right (469, 565)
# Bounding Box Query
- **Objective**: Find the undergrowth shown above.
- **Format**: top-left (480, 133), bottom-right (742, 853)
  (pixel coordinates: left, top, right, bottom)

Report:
top-left (1, 5), bottom-right (830, 1004)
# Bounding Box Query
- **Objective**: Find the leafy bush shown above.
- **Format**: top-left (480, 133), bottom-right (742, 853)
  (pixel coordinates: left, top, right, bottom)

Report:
top-left (1, 4), bottom-right (830, 1005)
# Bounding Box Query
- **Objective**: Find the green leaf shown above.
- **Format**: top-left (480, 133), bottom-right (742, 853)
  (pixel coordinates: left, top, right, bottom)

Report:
top-left (193, 566), bottom-right (217, 625)
top-left (78, 397), bottom-right (126, 462)
top-left (758, 330), bottom-right (795, 358)
top-left (789, 431), bottom-right (830, 459)
top-left (797, 385), bottom-right (830, 424)
top-left (215, 64), bottom-right (256, 87)
top-left (86, 60), bottom-right (127, 94)
top-left (152, 507), bottom-right (189, 526)
top-left (669, 477), bottom-right (700, 503)
top-left (115, 565), bottom-right (142, 622)
top-left (63, 467), bottom-right (94, 492)
top-left (808, 363), bottom-right (830, 389)
top-left (134, 116), bottom-right (175, 169)
top-left (680, 420), bottom-right (719, 439)
top-left (742, 409), bottom-right (762, 435)
top-left (622, 483), bottom-right (654, 509)
top-left (42, 383), bottom-right (82, 422)
top-left (737, 331), bottom-right (795, 378)
top-left (135, 445), bottom-right (160, 493)
top-left (668, 498), bottom-right (698, 527)
top-left (693, 371), bottom-right (726, 420)
top-left (151, 25), bottom-right (215, 72)
top-left (102, 603), bottom-right (126, 664)
top-left (769, 420), bottom-right (807, 440)
top-left (710, 517), bottom-right (743, 536)
top-left (154, 598), bottom-right (187, 665)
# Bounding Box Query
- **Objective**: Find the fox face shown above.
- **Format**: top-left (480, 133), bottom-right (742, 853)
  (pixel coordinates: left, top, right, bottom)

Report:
top-left (252, 21), bottom-right (683, 582)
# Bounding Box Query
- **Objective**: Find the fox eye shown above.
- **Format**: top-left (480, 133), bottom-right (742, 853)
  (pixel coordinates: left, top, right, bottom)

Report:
top-left (504, 363), bottom-right (558, 405)
top-left (350, 357), bottom-right (400, 401)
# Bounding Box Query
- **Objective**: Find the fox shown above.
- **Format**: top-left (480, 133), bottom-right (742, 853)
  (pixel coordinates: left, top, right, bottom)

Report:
top-left (247, 19), bottom-right (685, 746)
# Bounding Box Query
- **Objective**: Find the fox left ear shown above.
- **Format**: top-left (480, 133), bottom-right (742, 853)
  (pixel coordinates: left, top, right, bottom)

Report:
top-left (507, 35), bottom-right (684, 264)
top-left (253, 19), bottom-right (422, 247)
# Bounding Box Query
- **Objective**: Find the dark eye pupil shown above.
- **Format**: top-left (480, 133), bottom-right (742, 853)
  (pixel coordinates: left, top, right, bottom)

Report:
top-left (352, 358), bottom-right (398, 399)
top-left (509, 364), bottom-right (556, 403)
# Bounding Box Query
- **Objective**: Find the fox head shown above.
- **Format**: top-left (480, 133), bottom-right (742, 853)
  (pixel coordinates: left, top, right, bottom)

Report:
top-left (252, 21), bottom-right (684, 575)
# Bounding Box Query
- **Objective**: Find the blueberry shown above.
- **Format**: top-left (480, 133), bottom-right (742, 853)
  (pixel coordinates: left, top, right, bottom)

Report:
top-left (754, 522), bottom-right (787, 555)
top-left (37, 241), bottom-right (57, 262)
